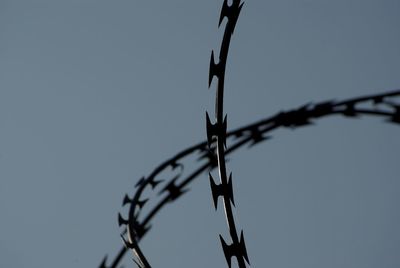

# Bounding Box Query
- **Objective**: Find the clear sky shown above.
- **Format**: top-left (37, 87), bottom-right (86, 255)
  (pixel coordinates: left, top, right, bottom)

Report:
top-left (1, 1), bottom-right (400, 267)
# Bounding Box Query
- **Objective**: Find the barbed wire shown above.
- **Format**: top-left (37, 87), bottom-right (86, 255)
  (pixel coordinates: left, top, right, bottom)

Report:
top-left (100, 1), bottom-right (400, 267)
top-left (207, 0), bottom-right (249, 267)
top-left (100, 89), bottom-right (400, 268)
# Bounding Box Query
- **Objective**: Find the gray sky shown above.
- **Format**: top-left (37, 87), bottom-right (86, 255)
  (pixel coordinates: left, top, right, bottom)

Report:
top-left (1, 1), bottom-right (400, 267)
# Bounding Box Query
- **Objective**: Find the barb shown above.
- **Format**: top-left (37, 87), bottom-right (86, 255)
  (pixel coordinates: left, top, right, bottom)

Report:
top-left (100, 90), bottom-right (400, 267)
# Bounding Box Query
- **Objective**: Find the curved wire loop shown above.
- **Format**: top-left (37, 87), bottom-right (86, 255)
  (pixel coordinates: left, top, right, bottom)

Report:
top-left (100, 89), bottom-right (400, 267)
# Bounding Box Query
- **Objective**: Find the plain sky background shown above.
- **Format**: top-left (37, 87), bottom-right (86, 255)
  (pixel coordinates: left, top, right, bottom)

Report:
top-left (1, 1), bottom-right (400, 267)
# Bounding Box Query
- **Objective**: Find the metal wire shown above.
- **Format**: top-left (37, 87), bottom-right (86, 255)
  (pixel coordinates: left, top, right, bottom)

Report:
top-left (100, 90), bottom-right (400, 267)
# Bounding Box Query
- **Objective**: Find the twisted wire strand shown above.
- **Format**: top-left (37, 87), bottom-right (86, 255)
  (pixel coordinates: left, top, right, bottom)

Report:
top-left (100, 89), bottom-right (400, 267)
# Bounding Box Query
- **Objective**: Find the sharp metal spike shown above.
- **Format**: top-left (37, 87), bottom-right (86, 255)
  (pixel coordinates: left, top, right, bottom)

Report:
top-left (373, 96), bottom-right (384, 104)
top-left (219, 232), bottom-right (250, 268)
top-left (209, 50), bottom-right (221, 87)
top-left (135, 177), bottom-right (146, 188)
top-left (136, 198), bottom-right (149, 209)
top-left (118, 213), bottom-right (128, 226)
top-left (149, 178), bottom-right (163, 189)
top-left (219, 235), bottom-right (233, 268)
top-left (343, 102), bottom-right (357, 117)
top-left (248, 127), bottom-right (269, 147)
top-left (239, 231), bottom-right (250, 264)
top-left (218, 0), bottom-right (230, 26)
top-left (99, 256), bottom-right (108, 268)
top-left (209, 173), bottom-right (220, 210)
top-left (122, 194), bottom-right (132, 206)
top-left (159, 177), bottom-right (188, 201)
top-left (171, 161), bottom-right (183, 171)
top-left (313, 101), bottom-right (334, 117)
top-left (206, 112), bottom-right (227, 148)
top-left (219, 0), bottom-right (244, 35)
top-left (276, 106), bottom-right (312, 128)
top-left (209, 173), bottom-right (235, 210)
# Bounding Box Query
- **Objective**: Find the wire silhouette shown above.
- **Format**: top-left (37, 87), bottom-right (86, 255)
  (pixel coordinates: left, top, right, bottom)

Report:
top-left (99, 1), bottom-right (400, 267)
top-left (100, 90), bottom-right (400, 267)
top-left (207, 0), bottom-right (249, 267)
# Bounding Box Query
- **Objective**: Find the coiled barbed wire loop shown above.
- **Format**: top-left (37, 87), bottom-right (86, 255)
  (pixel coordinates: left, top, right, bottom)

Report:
top-left (99, 1), bottom-right (400, 267)
top-left (100, 90), bottom-right (400, 268)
